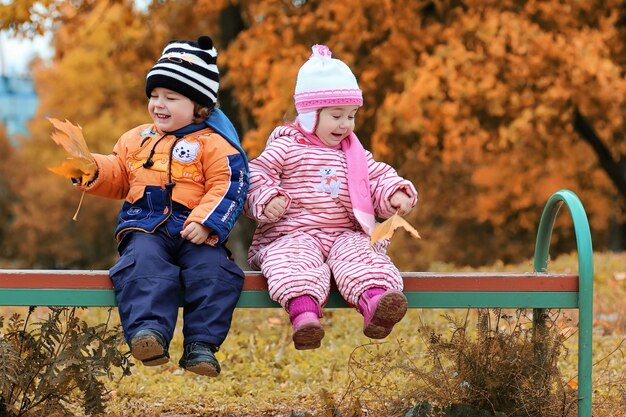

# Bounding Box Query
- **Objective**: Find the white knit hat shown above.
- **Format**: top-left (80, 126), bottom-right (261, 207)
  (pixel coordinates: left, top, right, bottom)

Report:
top-left (146, 36), bottom-right (219, 108)
top-left (294, 45), bottom-right (363, 132)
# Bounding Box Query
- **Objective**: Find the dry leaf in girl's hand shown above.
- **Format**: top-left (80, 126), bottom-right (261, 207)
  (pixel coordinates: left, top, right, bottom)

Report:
top-left (47, 118), bottom-right (96, 184)
top-left (370, 213), bottom-right (421, 245)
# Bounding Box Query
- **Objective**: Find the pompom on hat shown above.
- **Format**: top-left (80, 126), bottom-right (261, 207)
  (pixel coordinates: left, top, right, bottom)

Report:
top-left (146, 36), bottom-right (219, 108)
top-left (294, 45), bottom-right (363, 133)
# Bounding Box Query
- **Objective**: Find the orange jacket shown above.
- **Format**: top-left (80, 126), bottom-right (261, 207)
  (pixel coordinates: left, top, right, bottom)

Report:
top-left (85, 123), bottom-right (248, 243)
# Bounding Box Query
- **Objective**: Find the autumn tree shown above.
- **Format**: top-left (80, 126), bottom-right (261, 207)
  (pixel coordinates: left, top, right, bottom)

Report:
top-left (1, 0), bottom-right (155, 267)
top-left (207, 0), bottom-right (626, 265)
top-left (1, 0), bottom-right (624, 268)
top-left (371, 0), bottom-right (626, 263)
top-left (0, 0), bottom-right (250, 267)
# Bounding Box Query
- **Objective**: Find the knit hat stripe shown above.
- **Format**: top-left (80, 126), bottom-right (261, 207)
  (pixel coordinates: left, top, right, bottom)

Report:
top-left (164, 42), bottom-right (217, 58)
top-left (154, 61), bottom-right (219, 89)
top-left (145, 35), bottom-right (220, 108)
top-left (295, 89), bottom-right (363, 113)
top-left (148, 68), bottom-right (218, 102)
top-left (159, 52), bottom-right (216, 69)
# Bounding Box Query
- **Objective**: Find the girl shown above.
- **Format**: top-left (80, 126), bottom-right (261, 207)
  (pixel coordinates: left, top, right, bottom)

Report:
top-left (244, 45), bottom-right (417, 350)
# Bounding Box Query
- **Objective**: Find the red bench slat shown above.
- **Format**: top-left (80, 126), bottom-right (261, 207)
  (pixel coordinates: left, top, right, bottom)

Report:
top-left (0, 270), bottom-right (579, 292)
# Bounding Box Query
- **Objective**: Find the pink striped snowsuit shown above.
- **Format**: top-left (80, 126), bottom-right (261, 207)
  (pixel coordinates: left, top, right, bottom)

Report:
top-left (244, 125), bottom-right (418, 308)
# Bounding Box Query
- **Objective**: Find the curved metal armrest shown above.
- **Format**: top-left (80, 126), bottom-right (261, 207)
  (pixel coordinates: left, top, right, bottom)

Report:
top-left (533, 189), bottom-right (594, 417)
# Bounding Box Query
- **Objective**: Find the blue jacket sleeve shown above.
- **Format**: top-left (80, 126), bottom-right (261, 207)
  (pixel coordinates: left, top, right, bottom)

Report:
top-left (201, 152), bottom-right (249, 243)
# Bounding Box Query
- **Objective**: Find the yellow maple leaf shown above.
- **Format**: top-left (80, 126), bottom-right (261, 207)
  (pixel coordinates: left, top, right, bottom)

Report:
top-left (370, 214), bottom-right (421, 245)
top-left (48, 157), bottom-right (96, 179)
top-left (47, 118), bottom-right (97, 221)
top-left (47, 118), bottom-right (96, 184)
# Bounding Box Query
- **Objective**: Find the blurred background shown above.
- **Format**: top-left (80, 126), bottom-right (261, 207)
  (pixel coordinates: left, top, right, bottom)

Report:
top-left (0, 0), bottom-right (624, 271)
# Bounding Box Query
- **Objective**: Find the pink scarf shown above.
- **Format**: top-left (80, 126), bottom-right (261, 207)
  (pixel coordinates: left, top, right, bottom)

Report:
top-left (295, 124), bottom-right (376, 235)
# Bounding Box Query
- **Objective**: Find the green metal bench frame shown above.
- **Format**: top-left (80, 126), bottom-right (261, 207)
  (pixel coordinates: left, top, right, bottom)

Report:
top-left (0, 189), bottom-right (594, 416)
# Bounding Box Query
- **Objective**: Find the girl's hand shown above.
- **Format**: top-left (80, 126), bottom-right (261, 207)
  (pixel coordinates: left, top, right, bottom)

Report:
top-left (181, 221), bottom-right (211, 245)
top-left (264, 195), bottom-right (288, 221)
top-left (390, 190), bottom-right (413, 216)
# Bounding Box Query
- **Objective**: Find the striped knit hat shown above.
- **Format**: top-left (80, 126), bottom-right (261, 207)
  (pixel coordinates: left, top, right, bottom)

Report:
top-left (146, 36), bottom-right (219, 108)
top-left (294, 44), bottom-right (363, 132)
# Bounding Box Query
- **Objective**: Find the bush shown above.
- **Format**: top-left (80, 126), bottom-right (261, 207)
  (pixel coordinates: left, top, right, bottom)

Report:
top-left (344, 309), bottom-right (578, 417)
top-left (0, 307), bottom-right (131, 416)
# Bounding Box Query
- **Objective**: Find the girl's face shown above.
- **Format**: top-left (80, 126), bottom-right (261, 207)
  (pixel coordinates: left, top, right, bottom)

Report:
top-left (148, 87), bottom-right (195, 132)
top-left (315, 106), bottom-right (359, 147)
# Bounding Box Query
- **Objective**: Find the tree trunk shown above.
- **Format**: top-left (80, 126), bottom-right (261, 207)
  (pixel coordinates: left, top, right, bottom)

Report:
top-left (573, 107), bottom-right (626, 250)
top-left (573, 107), bottom-right (626, 201)
top-left (216, 4), bottom-right (255, 267)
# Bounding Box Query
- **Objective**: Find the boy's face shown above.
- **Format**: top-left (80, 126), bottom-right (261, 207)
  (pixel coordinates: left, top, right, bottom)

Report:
top-left (315, 106), bottom-right (358, 147)
top-left (148, 87), bottom-right (195, 132)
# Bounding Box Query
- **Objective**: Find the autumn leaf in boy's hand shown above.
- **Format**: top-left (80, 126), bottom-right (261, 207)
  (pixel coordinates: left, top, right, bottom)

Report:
top-left (47, 118), bottom-right (96, 184)
top-left (48, 158), bottom-right (97, 183)
top-left (370, 213), bottom-right (421, 245)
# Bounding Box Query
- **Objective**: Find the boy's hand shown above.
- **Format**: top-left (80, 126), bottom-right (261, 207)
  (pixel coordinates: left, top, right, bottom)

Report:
top-left (264, 195), bottom-right (288, 221)
top-left (181, 221), bottom-right (211, 245)
top-left (390, 190), bottom-right (413, 216)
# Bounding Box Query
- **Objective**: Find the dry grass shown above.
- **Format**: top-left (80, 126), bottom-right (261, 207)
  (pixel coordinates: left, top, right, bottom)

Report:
top-left (1, 251), bottom-right (624, 416)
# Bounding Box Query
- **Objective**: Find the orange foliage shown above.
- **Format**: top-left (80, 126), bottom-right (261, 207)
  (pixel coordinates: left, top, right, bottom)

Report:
top-left (1, 0), bottom-right (625, 268)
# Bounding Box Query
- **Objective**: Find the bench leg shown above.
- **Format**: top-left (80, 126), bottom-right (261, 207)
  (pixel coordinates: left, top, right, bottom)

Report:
top-left (578, 298), bottom-right (593, 417)
top-left (532, 308), bottom-right (550, 407)
top-left (533, 307), bottom-right (593, 417)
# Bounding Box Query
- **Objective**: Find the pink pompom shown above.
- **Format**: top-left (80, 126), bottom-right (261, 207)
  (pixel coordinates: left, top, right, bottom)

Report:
top-left (311, 44), bottom-right (332, 58)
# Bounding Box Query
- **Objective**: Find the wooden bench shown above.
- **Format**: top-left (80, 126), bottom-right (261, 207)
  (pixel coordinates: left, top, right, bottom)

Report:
top-left (0, 189), bottom-right (594, 417)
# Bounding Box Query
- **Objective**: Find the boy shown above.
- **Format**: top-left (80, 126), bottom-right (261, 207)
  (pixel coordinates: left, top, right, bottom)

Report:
top-left (72, 36), bottom-right (248, 376)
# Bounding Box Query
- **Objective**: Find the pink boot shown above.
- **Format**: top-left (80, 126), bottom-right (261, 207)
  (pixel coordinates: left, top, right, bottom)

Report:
top-left (358, 288), bottom-right (408, 339)
top-left (288, 295), bottom-right (324, 350)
